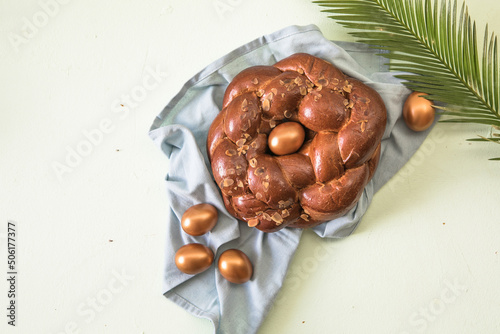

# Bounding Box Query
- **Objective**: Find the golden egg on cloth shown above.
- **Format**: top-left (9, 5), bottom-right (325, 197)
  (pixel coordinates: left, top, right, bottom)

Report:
top-left (268, 122), bottom-right (305, 155)
top-left (218, 249), bottom-right (253, 284)
top-left (403, 91), bottom-right (435, 131)
top-left (175, 243), bottom-right (214, 275)
top-left (181, 203), bottom-right (218, 236)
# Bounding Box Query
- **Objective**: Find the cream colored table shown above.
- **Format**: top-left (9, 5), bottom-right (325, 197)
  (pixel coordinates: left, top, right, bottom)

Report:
top-left (1, 1), bottom-right (499, 333)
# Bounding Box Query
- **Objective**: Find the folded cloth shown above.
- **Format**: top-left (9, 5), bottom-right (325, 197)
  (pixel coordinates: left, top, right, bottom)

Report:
top-left (149, 24), bottom-right (433, 334)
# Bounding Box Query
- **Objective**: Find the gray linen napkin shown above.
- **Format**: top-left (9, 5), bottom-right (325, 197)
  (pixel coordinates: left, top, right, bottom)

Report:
top-left (149, 24), bottom-right (433, 334)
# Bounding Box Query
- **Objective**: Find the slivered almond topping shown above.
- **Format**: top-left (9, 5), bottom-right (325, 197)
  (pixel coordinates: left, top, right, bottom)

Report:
top-left (225, 149), bottom-right (236, 156)
top-left (236, 138), bottom-right (246, 147)
top-left (271, 88), bottom-right (278, 95)
top-left (294, 77), bottom-right (303, 85)
top-left (262, 98), bottom-right (270, 112)
top-left (252, 78), bottom-right (259, 85)
top-left (271, 213), bottom-right (283, 225)
top-left (284, 110), bottom-right (292, 118)
top-left (237, 180), bottom-right (244, 188)
top-left (358, 120), bottom-right (368, 133)
top-left (263, 181), bottom-right (270, 191)
top-left (281, 93), bottom-right (286, 98)
top-left (256, 192), bottom-right (263, 200)
top-left (316, 84), bottom-right (323, 91)
top-left (269, 120), bottom-right (276, 128)
top-left (279, 199), bottom-right (293, 208)
top-left (226, 168), bottom-right (235, 175)
top-left (300, 214), bottom-right (310, 222)
top-left (281, 209), bottom-right (290, 218)
top-left (237, 145), bottom-right (249, 155)
top-left (300, 86), bottom-right (307, 96)
top-left (248, 219), bottom-right (259, 227)
top-left (297, 68), bottom-right (304, 74)
top-left (249, 158), bottom-right (257, 168)
top-left (222, 179), bottom-right (234, 187)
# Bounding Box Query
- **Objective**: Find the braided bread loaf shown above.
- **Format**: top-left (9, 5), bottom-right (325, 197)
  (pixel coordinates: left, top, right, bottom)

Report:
top-left (207, 53), bottom-right (386, 232)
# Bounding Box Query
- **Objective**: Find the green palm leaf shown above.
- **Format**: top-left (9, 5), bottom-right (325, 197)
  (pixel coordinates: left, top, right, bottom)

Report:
top-left (314, 0), bottom-right (500, 159)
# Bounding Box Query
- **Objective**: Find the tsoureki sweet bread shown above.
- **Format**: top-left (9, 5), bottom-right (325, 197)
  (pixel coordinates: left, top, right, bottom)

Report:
top-left (207, 53), bottom-right (387, 232)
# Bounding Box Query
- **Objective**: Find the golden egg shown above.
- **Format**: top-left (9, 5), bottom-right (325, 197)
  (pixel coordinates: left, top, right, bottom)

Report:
top-left (181, 203), bottom-right (218, 236)
top-left (175, 243), bottom-right (214, 275)
top-left (268, 122), bottom-right (305, 156)
top-left (403, 92), bottom-right (435, 131)
top-left (218, 249), bottom-right (253, 284)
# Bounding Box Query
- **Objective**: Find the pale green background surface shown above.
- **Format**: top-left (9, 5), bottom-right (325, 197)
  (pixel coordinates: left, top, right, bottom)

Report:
top-left (0, 1), bottom-right (499, 333)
